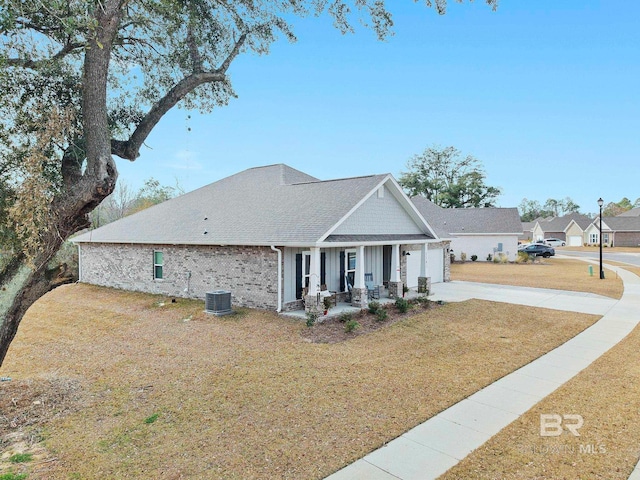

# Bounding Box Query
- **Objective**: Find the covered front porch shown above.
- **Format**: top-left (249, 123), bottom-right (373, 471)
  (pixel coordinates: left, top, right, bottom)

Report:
top-left (282, 239), bottom-right (440, 314)
top-left (281, 286), bottom-right (427, 320)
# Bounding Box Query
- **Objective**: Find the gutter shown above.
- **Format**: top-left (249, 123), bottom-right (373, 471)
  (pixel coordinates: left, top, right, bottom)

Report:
top-left (270, 246), bottom-right (282, 313)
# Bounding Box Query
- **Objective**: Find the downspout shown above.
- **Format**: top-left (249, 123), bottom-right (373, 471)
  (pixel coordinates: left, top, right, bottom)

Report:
top-left (270, 246), bottom-right (282, 313)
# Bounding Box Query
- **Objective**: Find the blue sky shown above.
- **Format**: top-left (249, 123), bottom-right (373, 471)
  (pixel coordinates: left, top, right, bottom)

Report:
top-left (115, 0), bottom-right (639, 216)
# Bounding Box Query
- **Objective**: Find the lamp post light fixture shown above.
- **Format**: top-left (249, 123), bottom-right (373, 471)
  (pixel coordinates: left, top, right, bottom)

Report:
top-left (598, 197), bottom-right (605, 279)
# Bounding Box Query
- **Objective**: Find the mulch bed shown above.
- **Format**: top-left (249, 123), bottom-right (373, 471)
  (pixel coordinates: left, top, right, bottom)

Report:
top-left (301, 299), bottom-right (443, 344)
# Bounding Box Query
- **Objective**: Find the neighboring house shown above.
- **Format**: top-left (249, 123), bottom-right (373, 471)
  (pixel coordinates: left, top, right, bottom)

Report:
top-left (532, 213), bottom-right (593, 245)
top-left (520, 221), bottom-right (536, 243)
top-left (585, 216), bottom-right (640, 247)
top-left (73, 164), bottom-right (450, 313)
top-left (618, 207), bottom-right (640, 217)
top-left (411, 197), bottom-right (522, 262)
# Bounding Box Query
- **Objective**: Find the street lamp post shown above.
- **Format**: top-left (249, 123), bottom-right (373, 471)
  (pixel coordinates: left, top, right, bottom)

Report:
top-left (598, 197), bottom-right (605, 279)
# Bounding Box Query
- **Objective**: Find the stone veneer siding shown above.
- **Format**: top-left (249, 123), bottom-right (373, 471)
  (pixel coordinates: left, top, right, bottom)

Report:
top-left (79, 243), bottom-right (280, 310)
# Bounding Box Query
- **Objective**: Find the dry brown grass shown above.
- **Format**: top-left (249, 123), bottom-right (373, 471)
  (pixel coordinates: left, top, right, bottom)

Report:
top-left (451, 258), bottom-right (624, 299)
top-left (441, 287), bottom-right (640, 479)
top-left (0, 284), bottom-right (599, 479)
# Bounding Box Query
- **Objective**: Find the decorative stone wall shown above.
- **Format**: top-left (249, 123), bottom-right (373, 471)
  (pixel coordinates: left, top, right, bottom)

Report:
top-left (79, 243), bottom-right (279, 310)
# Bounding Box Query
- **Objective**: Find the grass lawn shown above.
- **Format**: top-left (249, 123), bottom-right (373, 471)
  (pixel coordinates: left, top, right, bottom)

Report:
top-left (451, 257), bottom-right (624, 299)
top-left (441, 275), bottom-right (640, 479)
top-left (0, 284), bottom-right (599, 479)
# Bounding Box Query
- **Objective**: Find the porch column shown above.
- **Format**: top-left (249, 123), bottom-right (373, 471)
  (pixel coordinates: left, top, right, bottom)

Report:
top-left (351, 245), bottom-right (368, 308)
top-left (304, 247), bottom-right (321, 313)
top-left (418, 243), bottom-right (431, 294)
top-left (308, 247), bottom-right (321, 295)
top-left (389, 244), bottom-right (403, 298)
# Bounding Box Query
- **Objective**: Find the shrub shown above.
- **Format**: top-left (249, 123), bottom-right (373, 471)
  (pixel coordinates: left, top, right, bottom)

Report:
top-left (375, 308), bottom-right (388, 322)
top-left (395, 297), bottom-right (409, 313)
top-left (516, 251), bottom-right (530, 263)
top-left (306, 309), bottom-right (319, 327)
top-left (144, 413), bottom-right (160, 424)
top-left (368, 301), bottom-right (380, 314)
top-left (486, 253), bottom-right (492, 262)
top-left (344, 319), bottom-right (360, 333)
top-left (471, 255), bottom-right (478, 262)
top-left (323, 296), bottom-right (333, 311)
top-left (0, 473), bottom-right (28, 480)
top-left (338, 312), bottom-right (353, 323)
top-left (414, 295), bottom-right (431, 307)
top-left (450, 252), bottom-right (456, 263)
top-left (497, 253), bottom-right (508, 263)
top-left (460, 252), bottom-right (467, 262)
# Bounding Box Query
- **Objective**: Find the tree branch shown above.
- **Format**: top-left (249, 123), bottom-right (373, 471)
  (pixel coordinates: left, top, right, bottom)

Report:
top-left (111, 33), bottom-right (247, 161)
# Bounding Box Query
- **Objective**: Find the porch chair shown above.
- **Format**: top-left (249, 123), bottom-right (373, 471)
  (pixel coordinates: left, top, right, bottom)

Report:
top-left (364, 272), bottom-right (380, 300)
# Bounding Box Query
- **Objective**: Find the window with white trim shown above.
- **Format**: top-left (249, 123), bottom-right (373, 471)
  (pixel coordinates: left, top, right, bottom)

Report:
top-left (154, 251), bottom-right (164, 279)
top-left (345, 249), bottom-right (356, 288)
top-left (589, 233), bottom-right (599, 244)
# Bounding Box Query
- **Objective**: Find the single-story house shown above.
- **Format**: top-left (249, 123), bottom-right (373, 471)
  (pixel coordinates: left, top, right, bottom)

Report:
top-left (532, 213), bottom-right (593, 245)
top-left (411, 197), bottom-right (522, 261)
top-left (585, 216), bottom-right (640, 247)
top-left (73, 164), bottom-right (451, 313)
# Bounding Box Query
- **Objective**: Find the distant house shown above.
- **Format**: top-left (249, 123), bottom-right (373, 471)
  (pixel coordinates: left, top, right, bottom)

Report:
top-left (73, 164), bottom-right (450, 313)
top-left (411, 197), bottom-right (522, 261)
top-left (585, 215), bottom-right (640, 247)
top-left (618, 207), bottom-right (640, 217)
top-left (532, 213), bottom-right (593, 246)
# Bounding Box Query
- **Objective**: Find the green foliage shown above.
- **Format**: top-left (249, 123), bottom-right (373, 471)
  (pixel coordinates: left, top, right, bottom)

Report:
top-left (305, 309), bottom-right (319, 327)
top-left (470, 254), bottom-right (478, 262)
top-left (414, 295), bottom-right (431, 307)
top-left (375, 308), bottom-right (388, 322)
top-left (9, 453), bottom-right (33, 463)
top-left (368, 301), bottom-right (380, 314)
top-left (344, 319), bottom-right (360, 333)
top-left (603, 197), bottom-right (640, 217)
top-left (323, 296), bottom-right (333, 311)
top-left (338, 312), bottom-right (353, 323)
top-left (519, 197), bottom-right (581, 222)
top-left (399, 145), bottom-right (501, 208)
top-left (395, 297), bottom-right (409, 313)
top-left (144, 413), bottom-right (160, 424)
top-left (0, 472), bottom-right (28, 480)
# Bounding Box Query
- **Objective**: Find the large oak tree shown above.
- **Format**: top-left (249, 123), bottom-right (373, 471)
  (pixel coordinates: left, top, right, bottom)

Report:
top-left (0, 0), bottom-right (497, 367)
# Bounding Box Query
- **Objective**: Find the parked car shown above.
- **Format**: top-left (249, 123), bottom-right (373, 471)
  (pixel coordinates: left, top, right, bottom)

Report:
top-left (544, 238), bottom-right (566, 247)
top-left (517, 243), bottom-right (531, 251)
top-left (521, 243), bottom-right (555, 258)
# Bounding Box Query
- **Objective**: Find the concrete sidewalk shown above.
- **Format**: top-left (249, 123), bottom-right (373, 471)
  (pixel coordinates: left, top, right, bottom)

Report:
top-left (326, 265), bottom-right (640, 480)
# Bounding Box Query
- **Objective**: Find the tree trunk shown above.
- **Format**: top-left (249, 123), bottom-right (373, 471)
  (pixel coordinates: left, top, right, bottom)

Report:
top-left (0, 246), bottom-right (62, 366)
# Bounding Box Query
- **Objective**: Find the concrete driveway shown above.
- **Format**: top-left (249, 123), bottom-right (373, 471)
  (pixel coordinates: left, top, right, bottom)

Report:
top-left (429, 281), bottom-right (618, 316)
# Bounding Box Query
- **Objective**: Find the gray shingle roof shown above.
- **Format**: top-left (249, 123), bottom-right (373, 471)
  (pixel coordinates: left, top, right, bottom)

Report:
top-left (74, 164), bottom-right (429, 246)
top-left (618, 207), bottom-right (640, 217)
top-left (602, 216), bottom-right (640, 232)
top-left (540, 212), bottom-right (593, 232)
top-left (410, 197), bottom-right (522, 236)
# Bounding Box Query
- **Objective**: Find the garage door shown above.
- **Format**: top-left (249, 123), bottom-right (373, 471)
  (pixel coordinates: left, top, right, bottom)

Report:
top-left (568, 235), bottom-right (582, 247)
top-left (427, 248), bottom-right (444, 283)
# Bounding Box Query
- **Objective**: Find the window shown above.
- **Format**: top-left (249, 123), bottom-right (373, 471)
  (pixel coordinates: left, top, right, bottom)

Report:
top-left (589, 233), bottom-right (599, 245)
top-left (302, 251), bottom-right (311, 288)
top-left (154, 251), bottom-right (163, 279)
top-left (603, 233), bottom-right (610, 244)
top-left (345, 249), bottom-right (356, 288)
